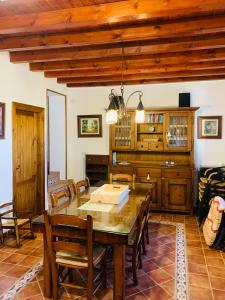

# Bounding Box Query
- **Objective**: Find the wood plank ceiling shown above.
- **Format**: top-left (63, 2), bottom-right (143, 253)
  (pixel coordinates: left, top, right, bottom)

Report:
top-left (1, 0), bottom-right (225, 87)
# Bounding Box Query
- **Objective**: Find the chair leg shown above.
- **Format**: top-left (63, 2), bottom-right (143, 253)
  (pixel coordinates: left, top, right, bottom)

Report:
top-left (132, 250), bottom-right (138, 285)
top-left (142, 234), bottom-right (146, 255)
top-left (15, 225), bottom-right (21, 247)
top-left (87, 267), bottom-right (93, 300)
top-left (52, 264), bottom-right (58, 300)
top-left (102, 253), bottom-right (107, 289)
top-left (29, 219), bottom-right (36, 239)
top-left (146, 219), bottom-right (150, 244)
top-left (0, 228), bottom-right (4, 244)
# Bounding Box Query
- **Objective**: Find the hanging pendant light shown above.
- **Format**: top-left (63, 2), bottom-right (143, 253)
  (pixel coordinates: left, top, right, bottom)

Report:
top-left (106, 46), bottom-right (145, 124)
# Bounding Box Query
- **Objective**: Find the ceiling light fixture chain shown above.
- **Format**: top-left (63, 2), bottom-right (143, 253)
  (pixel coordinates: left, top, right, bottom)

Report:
top-left (105, 43), bottom-right (145, 125)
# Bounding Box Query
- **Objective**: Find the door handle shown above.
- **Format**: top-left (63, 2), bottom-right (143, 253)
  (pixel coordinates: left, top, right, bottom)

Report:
top-left (16, 165), bottom-right (20, 170)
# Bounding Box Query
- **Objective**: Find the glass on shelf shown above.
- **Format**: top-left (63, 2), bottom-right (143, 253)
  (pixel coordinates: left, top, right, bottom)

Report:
top-left (167, 116), bottom-right (188, 147)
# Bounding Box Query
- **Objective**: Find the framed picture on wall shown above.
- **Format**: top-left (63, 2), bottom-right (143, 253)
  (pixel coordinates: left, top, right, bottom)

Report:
top-left (77, 115), bottom-right (102, 137)
top-left (0, 102), bottom-right (5, 139)
top-left (198, 116), bottom-right (222, 139)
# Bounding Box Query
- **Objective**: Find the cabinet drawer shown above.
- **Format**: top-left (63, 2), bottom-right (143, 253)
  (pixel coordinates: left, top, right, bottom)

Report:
top-left (164, 168), bottom-right (192, 179)
top-left (86, 155), bottom-right (108, 164)
top-left (136, 142), bottom-right (148, 151)
top-left (148, 142), bottom-right (164, 151)
top-left (110, 165), bottom-right (134, 174)
top-left (136, 167), bottom-right (161, 178)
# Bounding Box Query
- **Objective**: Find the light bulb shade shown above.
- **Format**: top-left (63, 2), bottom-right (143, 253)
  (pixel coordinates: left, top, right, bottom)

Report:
top-left (135, 99), bottom-right (145, 123)
top-left (106, 109), bottom-right (118, 124)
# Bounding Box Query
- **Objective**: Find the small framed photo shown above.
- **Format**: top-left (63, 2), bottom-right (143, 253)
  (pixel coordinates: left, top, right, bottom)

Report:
top-left (198, 116), bottom-right (222, 139)
top-left (0, 102), bottom-right (5, 139)
top-left (77, 114), bottom-right (102, 138)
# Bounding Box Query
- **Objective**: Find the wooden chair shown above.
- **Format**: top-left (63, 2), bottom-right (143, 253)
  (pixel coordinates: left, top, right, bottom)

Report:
top-left (109, 173), bottom-right (136, 190)
top-left (0, 202), bottom-right (35, 247)
top-left (50, 188), bottom-right (70, 208)
top-left (144, 190), bottom-right (153, 246)
top-left (74, 177), bottom-right (90, 194)
top-left (44, 212), bottom-right (107, 300)
top-left (126, 200), bottom-right (147, 285)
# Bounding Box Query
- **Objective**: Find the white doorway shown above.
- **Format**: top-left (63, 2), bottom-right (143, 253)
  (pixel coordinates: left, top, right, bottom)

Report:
top-left (47, 90), bottom-right (67, 179)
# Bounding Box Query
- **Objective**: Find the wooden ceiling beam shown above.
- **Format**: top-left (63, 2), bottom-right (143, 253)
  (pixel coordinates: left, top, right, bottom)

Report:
top-left (66, 75), bottom-right (225, 87)
top-left (8, 32), bottom-right (225, 63)
top-left (57, 68), bottom-right (225, 84)
top-left (44, 60), bottom-right (225, 78)
top-left (30, 48), bottom-right (225, 71)
top-left (1, 0), bottom-right (225, 35)
top-left (6, 14), bottom-right (225, 55)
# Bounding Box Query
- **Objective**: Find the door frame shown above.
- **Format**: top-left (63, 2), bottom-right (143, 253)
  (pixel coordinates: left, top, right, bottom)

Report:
top-left (12, 102), bottom-right (45, 213)
top-left (46, 89), bottom-right (67, 178)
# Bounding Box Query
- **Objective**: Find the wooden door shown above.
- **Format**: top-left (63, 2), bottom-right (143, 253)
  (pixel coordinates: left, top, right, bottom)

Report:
top-left (163, 178), bottom-right (192, 212)
top-left (13, 103), bottom-right (44, 216)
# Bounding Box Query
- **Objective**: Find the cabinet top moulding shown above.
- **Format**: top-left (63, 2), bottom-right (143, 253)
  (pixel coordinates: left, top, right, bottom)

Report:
top-left (126, 107), bottom-right (199, 112)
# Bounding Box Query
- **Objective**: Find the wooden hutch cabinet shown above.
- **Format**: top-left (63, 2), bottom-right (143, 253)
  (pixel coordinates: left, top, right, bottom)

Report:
top-left (109, 107), bottom-right (198, 213)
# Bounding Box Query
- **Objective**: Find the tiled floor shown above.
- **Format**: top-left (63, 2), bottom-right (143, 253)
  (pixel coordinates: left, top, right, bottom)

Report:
top-left (0, 213), bottom-right (225, 300)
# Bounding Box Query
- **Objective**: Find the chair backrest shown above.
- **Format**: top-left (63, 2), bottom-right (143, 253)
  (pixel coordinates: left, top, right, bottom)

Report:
top-left (0, 202), bottom-right (14, 220)
top-left (44, 212), bottom-right (93, 269)
top-left (135, 200), bottom-right (147, 245)
top-left (110, 173), bottom-right (136, 190)
top-left (75, 178), bottom-right (90, 194)
top-left (145, 189), bottom-right (152, 217)
top-left (67, 180), bottom-right (76, 197)
top-left (50, 188), bottom-right (70, 208)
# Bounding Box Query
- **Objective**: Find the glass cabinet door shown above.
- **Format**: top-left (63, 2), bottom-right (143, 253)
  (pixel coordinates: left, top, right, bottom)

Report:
top-left (164, 113), bottom-right (192, 151)
top-left (111, 112), bottom-right (135, 150)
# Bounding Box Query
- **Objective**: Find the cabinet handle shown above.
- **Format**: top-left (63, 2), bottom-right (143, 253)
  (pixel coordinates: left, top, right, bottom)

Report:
top-left (147, 173), bottom-right (150, 180)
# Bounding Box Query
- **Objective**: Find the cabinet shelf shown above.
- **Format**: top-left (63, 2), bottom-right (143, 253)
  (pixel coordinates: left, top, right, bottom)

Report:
top-left (137, 132), bottom-right (163, 134)
top-left (86, 155), bottom-right (109, 185)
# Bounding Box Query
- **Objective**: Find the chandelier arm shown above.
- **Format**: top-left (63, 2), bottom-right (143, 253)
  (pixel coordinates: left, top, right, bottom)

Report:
top-left (125, 91), bottom-right (143, 110)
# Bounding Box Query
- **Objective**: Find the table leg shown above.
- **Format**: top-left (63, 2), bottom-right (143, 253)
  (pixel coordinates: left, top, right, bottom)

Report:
top-left (43, 230), bottom-right (52, 298)
top-left (113, 244), bottom-right (125, 300)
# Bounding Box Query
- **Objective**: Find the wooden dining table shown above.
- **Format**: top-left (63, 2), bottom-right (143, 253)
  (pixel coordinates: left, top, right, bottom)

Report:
top-left (32, 185), bottom-right (150, 300)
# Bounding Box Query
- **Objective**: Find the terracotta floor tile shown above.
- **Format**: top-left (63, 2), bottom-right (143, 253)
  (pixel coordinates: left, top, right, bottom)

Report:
top-left (213, 289), bottom-right (225, 300)
top-left (151, 255), bottom-right (173, 268)
top-left (210, 276), bottom-right (225, 291)
top-left (172, 215), bottom-right (185, 222)
top-left (188, 262), bottom-right (208, 275)
top-left (3, 253), bottom-right (26, 265)
top-left (95, 288), bottom-right (113, 300)
top-left (189, 286), bottom-right (213, 300)
top-left (125, 282), bottom-right (140, 297)
top-left (142, 261), bottom-right (159, 273)
top-left (161, 264), bottom-right (175, 277)
top-left (30, 247), bottom-right (43, 257)
top-left (148, 268), bottom-right (173, 284)
top-left (207, 266), bottom-right (225, 278)
top-left (206, 257), bottom-right (225, 267)
top-left (136, 274), bottom-right (156, 291)
top-left (0, 275), bottom-right (17, 294)
top-left (0, 262), bottom-right (14, 275)
top-left (126, 292), bottom-right (148, 299)
top-left (187, 247), bottom-right (204, 256)
top-left (188, 254), bottom-right (206, 265)
top-left (18, 255), bottom-right (41, 267)
top-left (0, 250), bottom-right (12, 261)
top-left (16, 281), bottom-right (42, 298)
top-left (160, 279), bottom-right (175, 296)
top-left (186, 233), bottom-right (201, 240)
top-left (15, 246), bottom-right (35, 255)
top-left (204, 249), bottom-right (223, 258)
top-left (5, 264), bottom-right (29, 278)
top-left (187, 240), bottom-right (203, 248)
top-left (143, 285), bottom-right (170, 300)
top-left (189, 273), bottom-right (210, 289)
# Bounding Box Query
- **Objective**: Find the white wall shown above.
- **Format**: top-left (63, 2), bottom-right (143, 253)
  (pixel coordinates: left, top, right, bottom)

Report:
top-left (67, 80), bottom-right (225, 180)
top-left (48, 93), bottom-right (67, 179)
top-left (0, 52), bottom-right (67, 205)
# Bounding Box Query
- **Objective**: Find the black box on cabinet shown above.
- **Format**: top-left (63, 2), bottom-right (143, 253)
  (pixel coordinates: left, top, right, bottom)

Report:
top-left (179, 93), bottom-right (190, 107)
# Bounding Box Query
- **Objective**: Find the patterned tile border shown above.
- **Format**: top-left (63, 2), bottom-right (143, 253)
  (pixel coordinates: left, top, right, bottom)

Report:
top-left (1, 221), bottom-right (188, 300)
top-left (0, 260), bottom-right (43, 300)
top-left (150, 220), bottom-right (189, 300)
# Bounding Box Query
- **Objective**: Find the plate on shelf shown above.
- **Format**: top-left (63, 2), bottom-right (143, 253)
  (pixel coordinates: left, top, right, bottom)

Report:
top-left (118, 161), bottom-right (130, 165)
